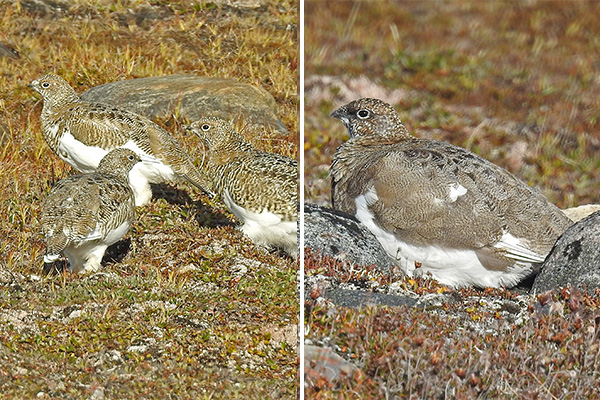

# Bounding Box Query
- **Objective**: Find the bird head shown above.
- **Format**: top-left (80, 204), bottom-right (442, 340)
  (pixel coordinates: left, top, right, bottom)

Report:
top-left (97, 148), bottom-right (142, 176)
top-left (29, 73), bottom-right (79, 106)
top-left (331, 98), bottom-right (411, 139)
top-left (186, 116), bottom-right (240, 151)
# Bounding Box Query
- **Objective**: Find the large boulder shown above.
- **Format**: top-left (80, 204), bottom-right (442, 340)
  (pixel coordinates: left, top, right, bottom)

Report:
top-left (533, 211), bottom-right (600, 293)
top-left (80, 75), bottom-right (287, 133)
top-left (304, 203), bottom-right (394, 272)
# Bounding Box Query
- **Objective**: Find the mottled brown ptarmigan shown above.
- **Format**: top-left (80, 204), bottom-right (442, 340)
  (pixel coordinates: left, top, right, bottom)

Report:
top-left (42, 148), bottom-right (140, 273)
top-left (187, 116), bottom-right (298, 256)
top-left (29, 73), bottom-right (213, 206)
top-left (330, 98), bottom-right (572, 288)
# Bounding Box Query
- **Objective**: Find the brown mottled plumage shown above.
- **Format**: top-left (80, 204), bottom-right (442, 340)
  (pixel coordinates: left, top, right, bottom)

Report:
top-left (29, 73), bottom-right (213, 206)
top-left (42, 148), bottom-right (140, 273)
top-left (187, 117), bottom-right (298, 256)
top-left (330, 98), bottom-right (571, 288)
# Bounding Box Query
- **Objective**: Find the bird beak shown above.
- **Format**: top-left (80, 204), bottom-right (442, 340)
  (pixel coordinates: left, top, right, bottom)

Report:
top-left (331, 106), bottom-right (350, 125)
top-left (331, 106), bottom-right (353, 137)
top-left (28, 81), bottom-right (43, 97)
top-left (187, 125), bottom-right (207, 143)
top-left (330, 106), bottom-right (345, 120)
top-left (185, 125), bottom-right (200, 137)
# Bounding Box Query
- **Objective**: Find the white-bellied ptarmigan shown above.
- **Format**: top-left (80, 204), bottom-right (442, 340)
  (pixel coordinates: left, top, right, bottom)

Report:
top-left (42, 148), bottom-right (140, 273)
top-left (187, 116), bottom-right (298, 256)
top-left (330, 97), bottom-right (572, 288)
top-left (29, 73), bottom-right (213, 206)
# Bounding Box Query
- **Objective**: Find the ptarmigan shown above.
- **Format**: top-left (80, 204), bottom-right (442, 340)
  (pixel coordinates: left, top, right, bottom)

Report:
top-left (42, 148), bottom-right (140, 273)
top-left (29, 73), bottom-right (213, 206)
top-left (330, 97), bottom-right (572, 288)
top-left (187, 116), bottom-right (298, 256)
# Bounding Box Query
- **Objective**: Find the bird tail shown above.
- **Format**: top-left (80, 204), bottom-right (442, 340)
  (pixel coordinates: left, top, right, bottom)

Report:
top-left (183, 167), bottom-right (215, 198)
top-left (44, 231), bottom-right (68, 264)
top-left (147, 124), bottom-right (215, 198)
top-left (44, 253), bottom-right (61, 263)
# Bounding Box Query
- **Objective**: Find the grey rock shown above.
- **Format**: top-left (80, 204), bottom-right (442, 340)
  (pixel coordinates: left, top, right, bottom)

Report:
top-left (533, 211), bottom-right (600, 293)
top-left (0, 43), bottom-right (19, 60)
top-left (20, 0), bottom-right (70, 16)
top-left (80, 75), bottom-right (287, 134)
top-left (304, 203), bottom-right (394, 272)
top-left (304, 345), bottom-right (359, 387)
top-left (210, 0), bottom-right (265, 8)
top-left (87, 387), bottom-right (105, 400)
top-left (414, 292), bottom-right (462, 310)
top-left (323, 287), bottom-right (416, 308)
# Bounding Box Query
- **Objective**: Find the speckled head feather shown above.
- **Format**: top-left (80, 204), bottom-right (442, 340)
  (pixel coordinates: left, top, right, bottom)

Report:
top-left (331, 98), bottom-right (412, 139)
top-left (29, 74), bottom-right (80, 110)
top-left (96, 147), bottom-right (142, 176)
top-left (187, 116), bottom-right (298, 256)
top-left (188, 116), bottom-right (251, 153)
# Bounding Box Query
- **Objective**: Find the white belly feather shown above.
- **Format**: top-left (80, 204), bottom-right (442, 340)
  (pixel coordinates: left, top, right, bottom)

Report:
top-left (223, 190), bottom-right (297, 254)
top-left (57, 129), bottom-right (107, 172)
top-left (354, 187), bottom-right (535, 288)
top-left (56, 131), bottom-right (176, 206)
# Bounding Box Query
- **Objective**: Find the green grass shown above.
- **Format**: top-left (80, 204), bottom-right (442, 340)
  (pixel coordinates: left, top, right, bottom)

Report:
top-left (0, 1), bottom-right (298, 398)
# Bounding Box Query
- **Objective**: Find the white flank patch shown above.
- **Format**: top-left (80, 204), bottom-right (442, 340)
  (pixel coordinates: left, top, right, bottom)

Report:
top-left (63, 220), bottom-right (130, 272)
top-left (123, 140), bottom-right (176, 206)
top-left (354, 187), bottom-right (404, 259)
top-left (448, 183), bottom-right (468, 202)
top-left (83, 244), bottom-right (113, 273)
top-left (57, 129), bottom-right (107, 172)
top-left (354, 186), bottom-right (533, 288)
top-left (43, 253), bottom-right (60, 263)
top-left (102, 220), bottom-right (132, 248)
top-left (57, 132), bottom-right (177, 206)
top-left (63, 241), bottom-right (99, 272)
top-left (223, 190), bottom-right (297, 253)
top-left (121, 140), bottom-right (176, 183)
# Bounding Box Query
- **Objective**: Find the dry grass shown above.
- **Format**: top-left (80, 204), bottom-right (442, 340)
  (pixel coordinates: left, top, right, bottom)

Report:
top-left (0, 0), bottom-right (297, 398)
top-left (305, 1), bottom-right (600, 398)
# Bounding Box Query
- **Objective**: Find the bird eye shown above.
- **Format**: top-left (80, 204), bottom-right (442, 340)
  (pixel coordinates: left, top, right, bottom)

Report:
top-left (41, 82), bottom-right (50, 88)
top-left (357, 109), bottom-right (370, 119)
top-left (128, 154), bottom-right (135, 161)
top-left (201, 124), bottom-right (211, 131)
